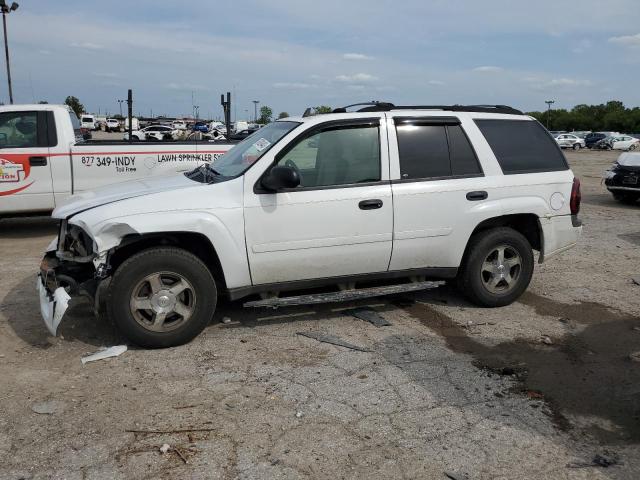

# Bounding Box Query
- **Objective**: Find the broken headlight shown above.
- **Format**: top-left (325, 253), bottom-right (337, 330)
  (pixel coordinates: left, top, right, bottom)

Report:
top-left (56, 222), bottom-right (95, 262)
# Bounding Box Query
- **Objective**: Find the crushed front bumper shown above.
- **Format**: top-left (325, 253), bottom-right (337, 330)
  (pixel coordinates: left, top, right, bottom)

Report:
top-left (37, 274), bottom-right (71, 336)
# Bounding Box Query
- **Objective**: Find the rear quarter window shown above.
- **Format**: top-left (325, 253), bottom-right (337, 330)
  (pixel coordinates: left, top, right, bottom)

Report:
top-left (475, 119), bottom-right (568, 174)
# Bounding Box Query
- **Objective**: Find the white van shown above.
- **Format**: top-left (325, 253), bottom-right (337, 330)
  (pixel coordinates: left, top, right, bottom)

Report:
top-left (80, 114), bottom-right (95, 131)
top-left (124, 117), bottom-right (140, 131)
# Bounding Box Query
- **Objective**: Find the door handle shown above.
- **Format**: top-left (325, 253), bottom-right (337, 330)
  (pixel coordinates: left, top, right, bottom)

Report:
top-left (29, 156), bottom-right (48, 167)
top-left (466, 191), bottom-right (488, 201)
top-left (359, 199), bottom-right (383, 210)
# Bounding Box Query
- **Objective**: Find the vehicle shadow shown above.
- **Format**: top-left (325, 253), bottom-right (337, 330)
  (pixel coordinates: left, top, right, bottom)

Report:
top-left (0, 216), bottom-right (57, 239)
top-left (2, 274), bottom-right (121, 348)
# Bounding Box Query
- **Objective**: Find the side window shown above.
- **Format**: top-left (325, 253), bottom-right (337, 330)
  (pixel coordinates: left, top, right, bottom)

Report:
top-left (475, 119), bottom-right (568, 174)
top-left (396, 124), bottom-right (449, 179)
top-left (0, 111), bottom-right (39, 148)
top-left (395, 121), bottom-right (481, 180)
top-left (277, 123), bottom-right (380, 188)
top-left (448, 125), bottom-right (482, 176)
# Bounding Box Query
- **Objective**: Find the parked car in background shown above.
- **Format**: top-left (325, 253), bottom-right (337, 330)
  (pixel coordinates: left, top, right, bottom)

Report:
top-left (105, 118), bottom-right (121, 132)
top-left (192, 122), bottom-right (209, 133)
top-left (124, 124), bottom-right (180, 141)
top-left (554, 133), bottom-right (585, 150)
top-left (570, 131), bottom-right (590, 139)
top-left (549, 130), bottom-right (566, 136)
top-left (604, 152), bottom-right (640, 203)
top-left (585, 132), bottom-right (618, 148)
top-left (80, 114), bottom-right (96, 131)
top-left (594, 135), bottom-right (639, 151)
top-left (210, 121), bottom-right (226, 134)
top-left (172, 120), bottom-right (187, 130)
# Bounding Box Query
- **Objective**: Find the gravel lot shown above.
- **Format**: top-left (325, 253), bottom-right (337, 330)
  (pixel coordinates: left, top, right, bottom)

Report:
top-left (1, 150), bottom-right (639, 479)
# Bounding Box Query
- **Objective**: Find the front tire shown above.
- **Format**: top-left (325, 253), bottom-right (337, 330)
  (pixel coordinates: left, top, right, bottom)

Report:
top-left (108, 247), bottom-right (217, 348)
top-left (458, 227), bottom-right (534, 307)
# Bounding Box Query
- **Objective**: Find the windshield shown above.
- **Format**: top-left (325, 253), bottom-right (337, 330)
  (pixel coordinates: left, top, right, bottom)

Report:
top-left (209, 121), bottom-right (300, 177)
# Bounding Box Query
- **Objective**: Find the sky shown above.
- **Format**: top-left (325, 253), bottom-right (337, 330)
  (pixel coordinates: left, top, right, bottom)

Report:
top-left (4, 0), bottom-right (640, 119)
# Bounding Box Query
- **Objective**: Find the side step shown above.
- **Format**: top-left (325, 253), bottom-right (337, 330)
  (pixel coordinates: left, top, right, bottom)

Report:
top-left (243, 280), bottom-right (445, 308)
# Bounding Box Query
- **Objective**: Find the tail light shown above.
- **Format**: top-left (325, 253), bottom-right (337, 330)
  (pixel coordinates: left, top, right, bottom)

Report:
top-left (570, 177), bottom-right (581, 215)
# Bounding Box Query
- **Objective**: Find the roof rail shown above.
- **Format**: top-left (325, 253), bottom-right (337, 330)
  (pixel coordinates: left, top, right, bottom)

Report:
top-left (331, 102), bottom-right (524, 115)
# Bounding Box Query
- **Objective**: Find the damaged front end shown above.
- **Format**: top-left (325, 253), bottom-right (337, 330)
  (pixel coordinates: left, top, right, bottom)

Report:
top-left (38, 220), bottom-right (111, 335)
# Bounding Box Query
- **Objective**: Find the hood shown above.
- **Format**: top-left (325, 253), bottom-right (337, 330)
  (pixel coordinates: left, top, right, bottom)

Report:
top-left (617, 152), bottom-right (640, 168)
top-left (53, 173), bottom-right (199, 219)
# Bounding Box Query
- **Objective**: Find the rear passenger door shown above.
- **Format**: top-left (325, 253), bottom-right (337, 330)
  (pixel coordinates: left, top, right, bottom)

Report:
top-left (388, 116), bottom-right (490, 271)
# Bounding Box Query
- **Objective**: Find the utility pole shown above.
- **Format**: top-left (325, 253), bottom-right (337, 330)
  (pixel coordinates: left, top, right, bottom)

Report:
top-left (117, 99), bottom-right (125, 117)
top-left (127, 89), bottom-right (133, 144)
top-left (0, 1), bottom-right (18, 104)
top-left (545, 100), bottom-right (555, 130)
top-left (252, 100), bottom-right (259, 122)
top-left (221, 92), bottom-right (231, 136)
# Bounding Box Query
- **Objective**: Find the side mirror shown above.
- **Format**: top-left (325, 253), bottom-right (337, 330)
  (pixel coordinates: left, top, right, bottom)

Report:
top-left (261, 165), bottom-right (300, 191)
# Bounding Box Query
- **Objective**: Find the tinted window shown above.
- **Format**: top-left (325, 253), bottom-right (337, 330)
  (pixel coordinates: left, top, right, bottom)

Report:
top-left (396, 124), bottom-right (450, 179)
top-left (278, 123), bottom-right (380, 188)
top-left (0, 111), bottom-right (39, 148)
top-left (448, 125), bottom-right (482, 176)
top-left (475, 119), bottom-right (568, 174)
top-left (395, 122), bottom-right (481, 179)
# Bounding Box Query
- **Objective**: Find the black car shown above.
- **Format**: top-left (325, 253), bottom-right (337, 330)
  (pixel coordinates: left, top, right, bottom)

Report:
top-left (585, 132), bottom-right (607, 148)
top-left (604, 154), bottom-right (640, 204)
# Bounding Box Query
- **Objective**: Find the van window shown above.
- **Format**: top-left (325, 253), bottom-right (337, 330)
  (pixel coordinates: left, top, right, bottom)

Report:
top-left (475, 119), bottom-right (568, 174)
top-left (0, 111), bottom-right (39, 148)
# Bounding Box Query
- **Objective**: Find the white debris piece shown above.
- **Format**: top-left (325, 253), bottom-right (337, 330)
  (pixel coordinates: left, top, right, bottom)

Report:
top-left (81, 345), bottom-right (128, 365)
top-left (222, 317), bottom-right (232, 324)
top-left (160, 443), bottom-right (171, 454)
top-left (38, 278), bottom-right (71, 336)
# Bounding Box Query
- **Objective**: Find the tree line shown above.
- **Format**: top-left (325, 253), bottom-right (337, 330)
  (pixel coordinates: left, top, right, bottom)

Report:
top-left (526, 101), bottom-right (640, 133)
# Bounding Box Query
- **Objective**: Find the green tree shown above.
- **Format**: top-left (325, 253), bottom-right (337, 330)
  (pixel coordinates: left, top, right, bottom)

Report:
top-left (258, 105), bottom-right (273, 124)
top-left (38, 100), bottom-right (48, 104)
top-left (277, 111), bottom-right (289, 119)
top-left (314, 105), bottom-right (332, 114)
top-left (64, 96), bottom-right (85, 118)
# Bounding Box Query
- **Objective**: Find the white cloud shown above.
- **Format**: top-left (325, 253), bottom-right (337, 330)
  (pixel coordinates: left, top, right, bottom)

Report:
top-left (335, 73), bottom-right (378, 83)
top-left (523, 77), bottom-right (593, 91)
top-left (69, 42), bottom-right (104, 50)
top-left (273, 82), bottom-right (318, 89)
top-left (165, 82), bottom-right (209, 91)
top-left (609, 33), bottom-right (640, 47)
top-left (473, 66), bottom-right (504, 73)
top-left (343, 53), bottom-right (373, 60)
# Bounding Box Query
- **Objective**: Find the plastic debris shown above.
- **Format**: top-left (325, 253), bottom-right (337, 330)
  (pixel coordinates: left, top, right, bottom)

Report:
top-left (295, 411), bottom-right (303, 418)
top-left (31, 400), bottom-right (62, 415)
top-left (632, 276), bottom-right (640, 286)
top-left (444, 472), bottom-right (469, 480)
top-left (297, 332), bottom-right (370, 352)
top-left (345, 307), bottom-right (391, 327)
top-left (81, 345), bottom-right (127, 365)
top-left (221, 317), bottom-right (232, 324)
top-left (541, 335), bottom-right (553, 345)
top-left (160, 443), bottom-right (171, 454)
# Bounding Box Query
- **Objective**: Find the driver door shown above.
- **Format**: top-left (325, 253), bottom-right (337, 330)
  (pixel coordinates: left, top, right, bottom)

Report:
top-left (243, 116), bottom-right (393, 285)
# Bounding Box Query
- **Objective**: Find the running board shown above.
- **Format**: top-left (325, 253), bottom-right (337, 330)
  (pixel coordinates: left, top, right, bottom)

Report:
top-left (243, 280), bottom-right (445, 308)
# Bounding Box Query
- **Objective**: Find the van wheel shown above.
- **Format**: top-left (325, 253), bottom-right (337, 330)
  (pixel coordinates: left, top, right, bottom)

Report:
top-left (458, 227), bottom-right (534, 307)
top-left (108, 247), bottom-right (217, 348)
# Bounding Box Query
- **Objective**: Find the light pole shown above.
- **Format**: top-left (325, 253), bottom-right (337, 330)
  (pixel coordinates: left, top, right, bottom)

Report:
top-left (0, 1), bottom-right (18, 104)
top-left (545, 100), bottom-right (555, 130)
top-left (193, 105), bottom-right (199, 120)
top-left (117, 99), bottom-right (125, 117)
top-left (252, 100), bottom-right (259, 122)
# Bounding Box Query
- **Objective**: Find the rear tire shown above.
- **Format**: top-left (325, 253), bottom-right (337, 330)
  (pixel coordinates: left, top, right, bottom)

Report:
top-left (457, 227), bottom-right (534, 307)
top-left (108, 247), bottom-right (217, 348)
top-left (572, 143), bottom-right (581, 150)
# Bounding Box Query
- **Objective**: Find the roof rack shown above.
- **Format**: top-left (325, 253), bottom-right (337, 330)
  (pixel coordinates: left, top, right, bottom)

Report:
top-left (331, 102), bottom-right (523, 115)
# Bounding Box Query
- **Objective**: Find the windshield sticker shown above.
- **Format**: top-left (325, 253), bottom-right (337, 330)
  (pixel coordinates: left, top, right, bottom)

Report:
top-left (253, 138), bottom-right (271, 152)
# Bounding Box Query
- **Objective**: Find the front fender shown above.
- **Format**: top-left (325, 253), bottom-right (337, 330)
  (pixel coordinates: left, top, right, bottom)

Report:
top-left (70, 209), bottom-right (251, 289)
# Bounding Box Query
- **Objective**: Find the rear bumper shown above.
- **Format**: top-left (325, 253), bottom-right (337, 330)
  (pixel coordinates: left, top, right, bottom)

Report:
top-left (539, 215), bottom-right (582, 263)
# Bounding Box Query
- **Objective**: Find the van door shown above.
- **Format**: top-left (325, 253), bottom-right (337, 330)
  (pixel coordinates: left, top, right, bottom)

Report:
top-left (244, 117), bottom-right (393, 285)
top-left (0, 110), bottom-right (55, 213)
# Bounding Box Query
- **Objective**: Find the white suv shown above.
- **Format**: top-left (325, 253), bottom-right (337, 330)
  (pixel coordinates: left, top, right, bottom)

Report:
top-left (39, 103), bottom-right (582, 347)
